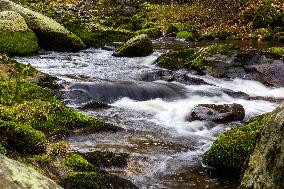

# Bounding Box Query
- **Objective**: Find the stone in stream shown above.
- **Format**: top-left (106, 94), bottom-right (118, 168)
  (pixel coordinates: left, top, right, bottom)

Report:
top-left (190, 103), bottom-right (245, 123)
top-left (113, 34), bottom-right (153, 57)
top-left (0, 0), bottom-right (85, 51)
top-left (206, 48), bottom-right (284, 87)
top-left (60, 171), bottom-right (138, 189)
top-left (0, 154), bottom-right (63, 189)
top-left (140, 69), bottom-right (208, 85)
top-left (79, 100), bottom-right (110, 109)
top-left (202, 113), bottom-right (270, 175)
top-left (79, 151), bottom-right (129, 168)
top-left (68, 81), bottom-right (187, 104)
top-left (0, 11), bottom-right (38, 55)
top-left (241, 103), bottom-right (284, 189)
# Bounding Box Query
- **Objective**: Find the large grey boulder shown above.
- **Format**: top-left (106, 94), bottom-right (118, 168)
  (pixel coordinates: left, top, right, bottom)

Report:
top-left (0, 154), bottom-right (63, 189)
top-left (0, 11), bottom-right (38, 55)
top-left (241, 103), bottom-right (284, 189)
top-left (0, 0), bottom-right (85, 51)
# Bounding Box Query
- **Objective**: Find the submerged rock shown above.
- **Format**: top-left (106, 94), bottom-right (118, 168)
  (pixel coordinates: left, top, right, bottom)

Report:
top-left (79, 101), bottom-right (110, 109)
top-left (0, 11), bottom-right (38, 55)
top-left (241, 103), bottom-right (284, 189)
top-left (79, 151), bottom-right (129, 168)
top-left (113, 34), bottom-right (153, 57)
top-left (0, 154), bottom-right (63, 189)
top-left (191, 103), bottom-right (245, 123)
top-left (0, 0), bottom-right (85, 51)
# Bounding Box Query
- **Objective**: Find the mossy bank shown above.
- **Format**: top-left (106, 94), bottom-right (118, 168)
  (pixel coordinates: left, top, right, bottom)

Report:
top-left (0, 54), bottom-right (135, 188)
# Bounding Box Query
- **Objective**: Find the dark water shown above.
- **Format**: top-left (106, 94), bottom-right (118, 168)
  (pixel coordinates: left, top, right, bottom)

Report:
top-left (16, 40), bottom-right (284, 189)
top-left (153, 38), bottom-right (284, 50)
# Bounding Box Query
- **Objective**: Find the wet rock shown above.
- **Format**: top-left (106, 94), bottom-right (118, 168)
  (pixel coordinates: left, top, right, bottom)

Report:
top-left (191, 103), bottom-right (245, 123)
top-left (241, 103), bottom-right (284, 189)
top-left (69, 81), bottom-right (187, 103)
top-left (113, 34), bottom-right (153, 57)
top-left (102, 45), bottom-right (116, 51)
top-left (79, 101), bottom-right (110, 109)
top-left (0, 154), bottom-right (63, 189)
top-left (223, 89), bottom-right (250, 100)
top-left (255, 60), bottom-right (284, 87)
top-left (80, 151), bottom-right (129, 168)
top-left (0, 11), bottom-right (38, 55)
top-left (140, 69), bottom-right (208, 85)
top-left (203, 113), bottom-right (270, 174)
top-left (0, 0), bottom-right (85, 51)
top-left (205, 48), bottom-right (284, 87)
top-left (60, 171), bottom-right (138, 189)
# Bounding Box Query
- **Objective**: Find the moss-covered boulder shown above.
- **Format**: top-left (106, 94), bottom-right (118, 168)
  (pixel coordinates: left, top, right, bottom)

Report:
top-left (177, 31), bottom-right (194, 40)
top-left (64, 19), bottom-right (133, 47)
top-left (113, 34), bottom-right (153, 57)
top-left (0, 154), bottom-right (63, 189)
top-left (155, 43), bottom-right (235, 71)
top-left (0, 121), bottom-right (47, 155)
top-left (0, 0), bottom-right (85, 51)
top-left (134, 27), bottom-right (162, 39)
top-left (241, 103), bottom-right (284, 189)
top-left (203, 113), bottom-right (270, 174)
top-left (155, 48), bottom-right (196, 70)
top-left (60, 171), bottom-right (138, 189)
top-left (80, 151), bottom-right (129, 168)
top-left (0, 11), bottom-right (38, 55)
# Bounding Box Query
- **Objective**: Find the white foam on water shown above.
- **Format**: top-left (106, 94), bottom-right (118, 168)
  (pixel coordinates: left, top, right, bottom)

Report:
top-left (112, 93), bottom-right (277, 138)
top-left (202, 76), bottom-right (284, 98)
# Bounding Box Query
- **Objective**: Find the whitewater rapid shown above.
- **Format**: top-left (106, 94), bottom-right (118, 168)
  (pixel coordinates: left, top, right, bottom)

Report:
top-left (16, 47), bottom-right (284, 189)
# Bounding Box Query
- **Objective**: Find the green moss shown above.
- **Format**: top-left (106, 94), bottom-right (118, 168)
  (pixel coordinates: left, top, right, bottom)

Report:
top-left (176, 31), bottom-right (194, 40)
top-left (203, 113), bottom-right (270, 173)
top-left (64, 19), bottom-right (133, 47)
top-left (115, 34), bottom-right (153, 57)
top-left (205, 43), bottom-right (235, 56)
top-left (0, 120), bottom-right (47, 155)
top-left (0, 30), bottom-right (39, 55)
top-left (201, 29), bottom-right (234, 40)
top-left (134, 27), bottom-right (162, 39)
top-left (0, 80), bottom-right (53, 106)
top-left (65, 154), bottom-right (93, 171)
top-left (251, 28), bottom-right (273, 40)
top-left (267, 47), bottom-right (284, 57)
top-left (156, 43), bottom-right (235, 71)
top-left (0, 143), bottom-right (6, 154)
top-left (156, 48), bottom-right (195, 70)
top-left (0, 99), bottom-right (105, 136)
top-left (50, 141), bottom-right (70, 157)
top-left (60, 171), bottom-right (137, 189)
top-left (252, 0), bottom-right (284, 29)
top-left (80, 151), bottom-right (128, 168)
top-left (31, 154), bottom-right (51, 165)
top-left (36, 30), bottom-right (85, 52)
top-left (165, 24), bottom-right (179, 34)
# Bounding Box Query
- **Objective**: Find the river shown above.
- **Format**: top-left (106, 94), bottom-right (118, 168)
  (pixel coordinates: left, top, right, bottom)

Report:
top-left (16, 39), bottom-right (284, 189)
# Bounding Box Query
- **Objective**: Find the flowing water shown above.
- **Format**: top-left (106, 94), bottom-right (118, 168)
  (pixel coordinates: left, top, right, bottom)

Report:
top-left (16, 40), bottom-right (284, 189)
